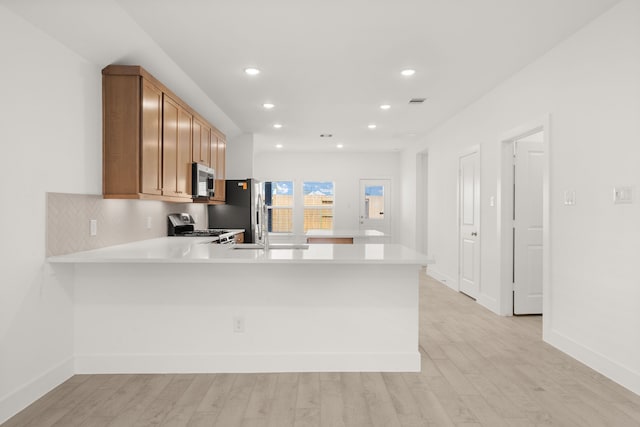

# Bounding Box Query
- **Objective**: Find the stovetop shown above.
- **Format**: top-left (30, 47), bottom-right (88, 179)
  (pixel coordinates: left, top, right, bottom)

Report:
top-left (176, 229), bottom-right (227, 237)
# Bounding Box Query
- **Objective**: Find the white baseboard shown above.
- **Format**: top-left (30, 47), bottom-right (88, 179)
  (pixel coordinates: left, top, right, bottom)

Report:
top-left (74, 352), bottom-right (421, 374)
top-left (545, 328), bottom-right (640, 396)
top-left (426, 268), bottom-right (458, 291)
top-left (0, 357), bottom-right (74, 425)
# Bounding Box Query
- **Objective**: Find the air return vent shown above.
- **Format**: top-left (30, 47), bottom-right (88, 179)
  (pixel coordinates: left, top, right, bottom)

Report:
top-left (409, 98), bottom-right (427, 104)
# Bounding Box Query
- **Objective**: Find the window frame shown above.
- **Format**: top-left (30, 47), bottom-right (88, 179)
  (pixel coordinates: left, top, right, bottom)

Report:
top-left (264, 181), bottom-right (294, 234)
top-left (302, 181), bottom-right (335, 232)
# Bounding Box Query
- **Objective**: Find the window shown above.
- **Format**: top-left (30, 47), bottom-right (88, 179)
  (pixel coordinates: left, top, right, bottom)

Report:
top-left (303, 181), bottom-right (334, 231)
top-left (364, 185), bottom-right (384, 219)
top-left (264, 181), bottom-right (293, 233)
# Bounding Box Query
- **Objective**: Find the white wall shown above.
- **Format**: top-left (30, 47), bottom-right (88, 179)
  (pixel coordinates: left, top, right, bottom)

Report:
top-left (227, 133), bottom-right (254, 179)
top-left (254, 151), bottom-right (401, 240)
top-left (0, 7), bottom-right (102, 422)
top-left (0, 4), bottom-right (228, 422)
top-left (401, 0), bottom-right (640, 394)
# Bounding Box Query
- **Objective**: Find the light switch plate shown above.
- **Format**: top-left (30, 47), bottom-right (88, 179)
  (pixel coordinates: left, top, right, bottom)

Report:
top-left (90, 219), bottom-right (97, 236)
top-left (564, 190), bottom-right (576, 206)
top-left (613, 186), bottom-right (633, 204)
top-left (489, 196), bottom-right (495, 207)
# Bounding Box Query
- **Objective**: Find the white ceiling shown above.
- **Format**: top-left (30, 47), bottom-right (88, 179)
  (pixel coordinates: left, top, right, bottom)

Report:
top-left (2, 0), bottom-right (620, 153)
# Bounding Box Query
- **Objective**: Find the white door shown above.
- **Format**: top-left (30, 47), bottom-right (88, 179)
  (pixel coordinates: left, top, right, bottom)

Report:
top-left (513, 137), bottom-right (544, 314)
top-left (359, 179), bottom-right (391, 234)
top-left (459, 150), bottom-right (480, 298)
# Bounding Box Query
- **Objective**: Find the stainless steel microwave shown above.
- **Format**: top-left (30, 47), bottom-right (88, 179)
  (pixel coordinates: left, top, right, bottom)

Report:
top-left (192, 162), bottom-right (215, 198)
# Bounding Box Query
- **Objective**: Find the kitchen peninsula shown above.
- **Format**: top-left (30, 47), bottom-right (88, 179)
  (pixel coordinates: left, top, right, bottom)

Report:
top-left (48, 238), bottom-right (431, 374)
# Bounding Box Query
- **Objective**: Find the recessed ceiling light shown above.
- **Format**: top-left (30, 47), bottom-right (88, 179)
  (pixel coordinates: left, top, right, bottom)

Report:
top-left (244, 67), bottom-right (260, 76)
top-left (401, 69), bottom-right (416, 77)
top-left (273, 123), bottom-right (283, 129)
top-left (368, 124), bottom-right (377, 129)
top-left (263, 103), bottom-right (275, 109)
top-left (380, 104), bottom-right (391, 110)
top-left (337, 144), bottom-right (344, 149)
top-left (276, 144), bottom-right (283, 149)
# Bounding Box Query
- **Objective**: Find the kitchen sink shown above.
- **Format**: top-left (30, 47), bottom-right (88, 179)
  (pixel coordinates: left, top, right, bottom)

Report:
top-left (230, 243), bottom-right (266, 250)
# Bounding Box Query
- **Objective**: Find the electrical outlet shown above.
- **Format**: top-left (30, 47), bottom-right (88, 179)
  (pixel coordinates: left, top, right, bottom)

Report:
top-left (564, 190), bottom-right (576, 206)
top-left (90, 219), bottom-right (97, 236)
top-left (233, 316), bottom-right (245, 333)
top-left (613, 186), bottom-right (633, 204)
top-left (146, 216), bottom-right (152, 229)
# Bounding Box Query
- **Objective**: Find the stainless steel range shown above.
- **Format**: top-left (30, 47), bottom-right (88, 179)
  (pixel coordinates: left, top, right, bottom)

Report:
top-left (167, 213), bottom-right (237, 244)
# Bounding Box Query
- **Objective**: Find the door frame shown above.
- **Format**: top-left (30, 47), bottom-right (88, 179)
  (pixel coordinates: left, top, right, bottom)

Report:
top-left (498, 115), bottom-right (551, 323)
top-left (416, 150), bottom-right (429, 255)
top-left (457, 145), bottom-right (481, 295)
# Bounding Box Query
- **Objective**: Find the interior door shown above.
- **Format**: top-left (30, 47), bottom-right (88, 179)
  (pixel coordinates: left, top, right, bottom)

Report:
top-left (359, 179), bottom-right (391, 234)
top-left (459, 150), bottom-right (480, 298)
top-left (513, 137), bottom-right (544, 314)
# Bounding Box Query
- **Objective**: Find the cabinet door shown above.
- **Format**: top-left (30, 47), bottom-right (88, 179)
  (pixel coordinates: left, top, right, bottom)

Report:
top-left (140, 80), bottom-right (163, 195)
top-left (192, 117), bottom-right (210, 166)
top-left (177, 107), bottom-right (192, 196)
top-left (163, 96), bottom-right (192, 198)
top-left (202, 126), bottom-right (212, 168)
top-left (213, 137), bottom-right (226, 201)
top-left (210, 132), bottom-right (218, 173)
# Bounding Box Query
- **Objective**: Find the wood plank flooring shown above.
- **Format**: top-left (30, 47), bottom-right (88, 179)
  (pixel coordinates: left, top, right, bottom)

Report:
top-left (4, 271), bottom-right (640, 426)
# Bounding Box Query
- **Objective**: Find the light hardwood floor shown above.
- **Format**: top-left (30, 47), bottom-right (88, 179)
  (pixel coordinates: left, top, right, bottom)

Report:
top-left (4, 272), bottom-right (640, 427)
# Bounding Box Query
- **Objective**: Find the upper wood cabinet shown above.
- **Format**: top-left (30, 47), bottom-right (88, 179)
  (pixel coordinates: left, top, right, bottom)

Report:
top-left (162, 95), bottom-right (192, 199)
top-left (140, 80), bottom-right (163, 196)
top-left (102, 65), bottom-right (226, 203)
top-left (103, 71), bottom-right (161, 198)
top-left (192, 116), bottom-right (212, 167)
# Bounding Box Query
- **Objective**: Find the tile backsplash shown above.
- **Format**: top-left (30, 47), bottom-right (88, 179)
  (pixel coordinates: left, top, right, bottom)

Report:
top-left (46, 193), bottom-right (207, 256)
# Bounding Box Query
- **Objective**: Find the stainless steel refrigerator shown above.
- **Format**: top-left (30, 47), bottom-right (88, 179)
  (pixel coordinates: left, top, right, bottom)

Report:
top-left (208, 179), bottom-right (263, 243)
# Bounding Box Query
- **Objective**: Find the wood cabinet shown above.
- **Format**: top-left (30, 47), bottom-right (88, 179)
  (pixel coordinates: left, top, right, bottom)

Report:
top-left (102, 65), bottom-right (226, 203)
top-left (306, 237), bottom-right (354, 244)
top-left (162, 96), bottom-right (192, 199)
top-left (140, 80), bottom-right (163, 195)
top-left (192, 116), bottom-right (211, 167)
top-left (103, 72), bottom-right (164, 198)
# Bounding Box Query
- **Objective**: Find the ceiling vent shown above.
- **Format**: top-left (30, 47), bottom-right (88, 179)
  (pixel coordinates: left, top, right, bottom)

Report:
top-left (409, 98), bottom-right (427, 104)
top-left (320, 134), bottom-right (333, 138)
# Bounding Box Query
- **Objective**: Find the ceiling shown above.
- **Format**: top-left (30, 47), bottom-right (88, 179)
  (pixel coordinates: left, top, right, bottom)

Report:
top-left (2, 0), bottom-right (620, 153)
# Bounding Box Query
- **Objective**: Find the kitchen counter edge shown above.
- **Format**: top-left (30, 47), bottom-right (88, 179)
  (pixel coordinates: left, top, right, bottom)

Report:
top-left (46, 237), bottom-right (433, 265)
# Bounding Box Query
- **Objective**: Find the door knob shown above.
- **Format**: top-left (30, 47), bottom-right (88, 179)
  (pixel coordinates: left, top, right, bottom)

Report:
top-left (471, 232), bottom-right (478, 236)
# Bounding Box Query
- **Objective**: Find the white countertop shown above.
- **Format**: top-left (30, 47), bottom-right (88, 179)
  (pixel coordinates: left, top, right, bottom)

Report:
top-left (47, 237), bottom-right (431, 265)
top-left (305, 229), bottom-right (386, 237)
